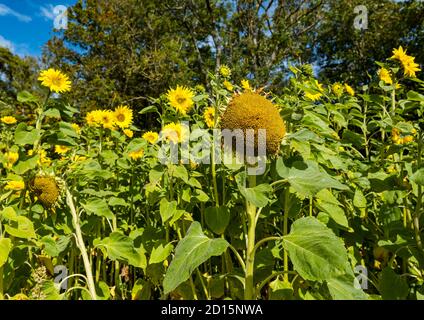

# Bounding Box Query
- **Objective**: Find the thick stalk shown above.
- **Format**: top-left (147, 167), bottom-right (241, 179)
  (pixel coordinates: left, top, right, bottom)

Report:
top-left (283, 189), bottom-right (290, 282)
top-left (244, 174), bottom-right (257, 300)
top-left (66, 188), bottom-right (97, 300)
top-left (413, 131), bottom-right (423, 251)
top-left (0, 266), bottom-right (4, 300)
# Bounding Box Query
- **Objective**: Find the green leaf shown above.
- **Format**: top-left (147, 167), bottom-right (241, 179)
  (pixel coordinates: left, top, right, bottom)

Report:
top-left (17, 91), bottom-right (38, 104)
top-left (4, 216), bottom-right (36, 239)
top-left (139, 105), bottom-right (158, 114)
top-left (82, 198), bottom-right (114, 219)
top-left (163, 222), bottom-right (229, 294)
top-left (0, 238), bottom-right (12, 267)
top-left (159, 198), bottom-right (177, 224)
top-left (39, 235), bottom-right (70, 257)
top-left (14, 124), bottom-right (40, 146)
top-left (353, 189), bottom-right (367, 208)
top-left (235, 172), bottom-right (272, 207)
top-left (94, 232), bottom-right (140, 266)
top-left (410, 168), bottom-right (424, 186)
top-left (205, 206), bottom-right (230, 235)
top-left (379, 267), bottom-right (409, 300)
top-left (149, 243), bottom-right (174, 264)
top-left (282, 217), bottom-right (349, 281)
top-left (43, 108), bottom-right (61, 118)
top-left (13, 155), bottom-right (39, 175)
top-left (316, 200), bottom-right (349, 229)
top-left (277, 160), bottom-right (348, 198)
top-left (326, 274), bottom-right (368, 300)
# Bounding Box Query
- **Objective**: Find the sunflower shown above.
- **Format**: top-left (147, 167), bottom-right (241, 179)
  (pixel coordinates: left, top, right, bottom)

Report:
top-left (5, 151), bottom-right (19, 169)
top-left (86, 110), bottom-right (100, 126)
top-left (55, 145), bottom-right (70, 155)
top-left (143, 131), bottom-right (159, 144)
top-left (162, 123), bottom-right (188, 144)
top-left (223, 80), bottom-right (234, 91)
top-left (38, 69), bottom-right (71, 93)
top-left (332, 83), bottom-right (344, 97)
top-left (71, 123), bottom-right (81, 134)
top-left (344, 84), bottom-right (355, 96)
top-left (123, 129), bottom-right (134, 138)
top-left (402, 58), bottom-right (421, 78)
top-left (305, 92), bottom-right (322, 101)
top-left (28, 149), bottom-right (51, 166)
top-left (167, 86), bottom-right (195, 114)
top-left (31, 176), bottom-right (60, 208)
top-left (219, 65), bottom-right (232, 78)
top-left (241, 79), bottom-right (252, 92)
top-left (378, 68), bottom-right (393, 85)
top-left (114, 105), bottom-right (133, 128)
top-left (97, 110), bottom-right (116, 129)
top-left (5, 180), bottom-right (25, 191)
top-left (129, 148), bottom-right (144, 160)
top-left (204, 107), bottom-right (215, 128)
top-left (220, 92), bottom-right (286, 155)
top-left (1, 116), bottom-right (17, 124)
top-left (391, 46), bottom-right (410, 64)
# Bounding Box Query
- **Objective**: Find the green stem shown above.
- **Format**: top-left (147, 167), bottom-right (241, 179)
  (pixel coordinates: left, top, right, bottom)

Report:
top-left (211, 139), bottom-right (220, 207)
top-left (413, 131), bottom-right (423, 251)
top-left (244, 174), bottom-right (257, 300)
top-left (65, 188), bottom-right (97, 300)
top-left (284, 189), bottom-right (290, 282)
top-left (0, 266), bottom-right (4, 300)
top-left (228, 244), bottom-right (246, 272)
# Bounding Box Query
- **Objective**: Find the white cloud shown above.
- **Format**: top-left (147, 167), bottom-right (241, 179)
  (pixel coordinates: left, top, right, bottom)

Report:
top-left (0, 3), bottom-right (32, 22)
top-left (40, 4), bottom-right (56, 21)
top-left (0, 35), bottom-right (15, 52)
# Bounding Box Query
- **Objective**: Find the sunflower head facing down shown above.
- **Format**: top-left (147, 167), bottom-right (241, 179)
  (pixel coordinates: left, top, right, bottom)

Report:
top-left (31, 176), bottom-right (60, 208)
top-left (114, 105), bottom-right (133, 128)
top-left (38, 69), bottom-right (71, 93)
top-left (220, 92), bottom-right (286, 156)
top-left (167, 86), bottom-right (195, 114)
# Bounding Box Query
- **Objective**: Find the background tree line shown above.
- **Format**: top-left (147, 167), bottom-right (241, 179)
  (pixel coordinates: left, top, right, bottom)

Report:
top-left (1, 0), bottom-right (424, 114)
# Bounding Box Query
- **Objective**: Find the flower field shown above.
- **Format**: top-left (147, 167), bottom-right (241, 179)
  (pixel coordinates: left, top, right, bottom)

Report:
top-left (0, 46), bottom-right (424, 301)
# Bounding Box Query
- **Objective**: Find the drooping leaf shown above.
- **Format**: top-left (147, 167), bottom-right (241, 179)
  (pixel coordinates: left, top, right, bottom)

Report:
top-left (282, 217), bottom-right (349, 281)
top-left (0, 238), bottom-right (12, 267)
top-left (205, 206), bottom-right (230, 235)
top-left (163, 222), bottom-right (229, 294)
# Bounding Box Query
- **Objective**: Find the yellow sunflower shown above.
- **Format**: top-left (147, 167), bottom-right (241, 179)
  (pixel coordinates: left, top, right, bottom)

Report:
top-left (97, 110), bottom-right (116, 129)
top-left (378, 68), bottom-right (393, 85)
top-left (55, 145), bottom-right (70, 155)
top-left (305, 92), bottom-right (322, 101)
top-left (5, 180), bottom-right (25, 191)
top-left (114, 105), bottom-right (133, 128)
top-left (204, 107), bottom-right (215, 128)
top-left (391, 46), bottom-right (410, 64)
top-left (5, 151), bottom-right (19, 169)
top-left (223, 80), bottom-right (234, 91)
top-left (167, 85), bottom-right (195, 114)
top-left (129, 148), bottom-right (144, 160)
top-left (71, 123), bottom-right (81, 134)
top-left (332, 83), bottom-right (344, 97)
top-left (143, 131), bottom-right (159, 144)
top-left (344, 84), bottom-right (355, 96)
top-left (1, 116), bottom-right (17, 124)
top-left (28, 149), bottom-right (51, 166)
top-left (38, 68), bottom-right (71, 93)
top-left (219, 65), bottom-right (231, 78)
top-left (86, 110), bottom-right (100, 126)
top-left (241, 79), bottom-right (252, 91)
top-left (123, 129), bottom-right (134, 138)
top-left (402, 58), bottom-right (421, 78)
top-left (162, 122), bottom-right (188, 144)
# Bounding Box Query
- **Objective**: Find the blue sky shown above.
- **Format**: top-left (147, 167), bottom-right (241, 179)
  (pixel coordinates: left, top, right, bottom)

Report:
top-left (0, 0), bottom-right (76, 57)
